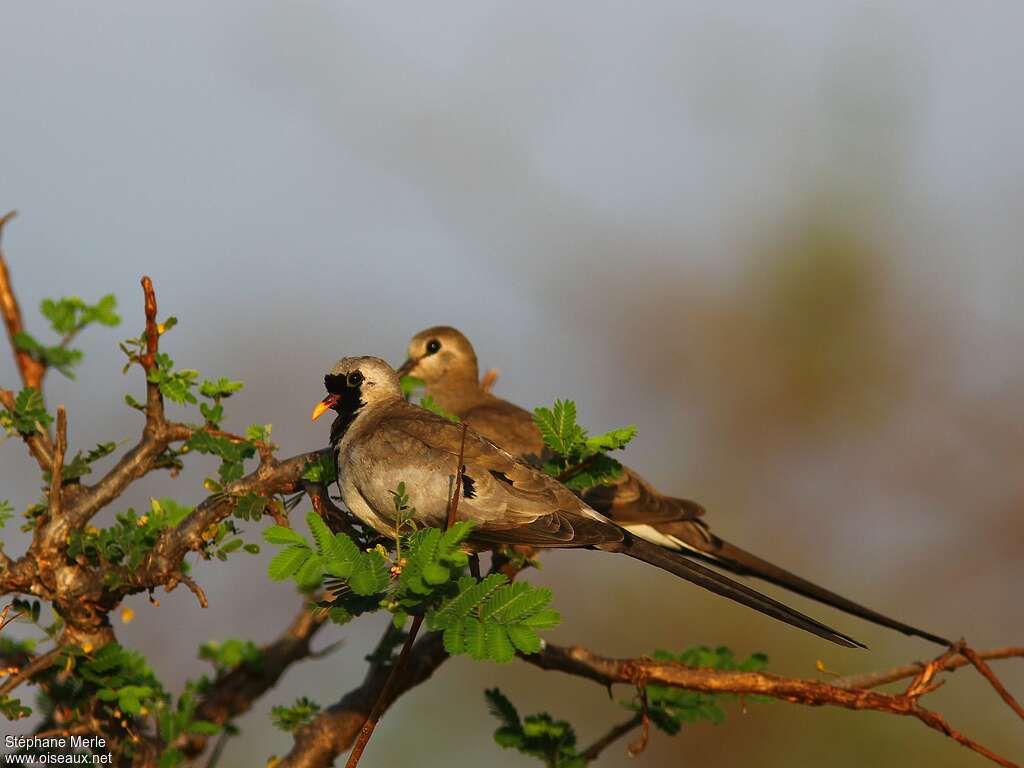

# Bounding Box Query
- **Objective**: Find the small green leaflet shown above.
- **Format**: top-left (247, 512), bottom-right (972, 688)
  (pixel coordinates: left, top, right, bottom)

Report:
top-left (2, 387), bottom-right (52, 435)
top-left (532, 398), bottom-right (637, 491)
top-left (484, 689), bottom-right (586, 768)
top-left (427, 573), bottom-right (559, 663)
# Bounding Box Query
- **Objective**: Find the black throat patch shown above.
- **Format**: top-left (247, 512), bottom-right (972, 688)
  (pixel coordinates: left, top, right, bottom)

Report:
top-left (325, 373), bottom-right (364, 445)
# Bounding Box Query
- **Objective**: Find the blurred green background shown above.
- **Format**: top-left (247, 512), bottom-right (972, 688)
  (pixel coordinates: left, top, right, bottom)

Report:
top-left (2, 2), bottom-right (1022, 766)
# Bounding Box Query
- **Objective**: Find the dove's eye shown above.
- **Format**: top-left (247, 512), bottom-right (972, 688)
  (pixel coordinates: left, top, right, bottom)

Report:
top-left (347, 371), bottom-right (364, 387)
top-left (425, 339), bottom-right (441, 355)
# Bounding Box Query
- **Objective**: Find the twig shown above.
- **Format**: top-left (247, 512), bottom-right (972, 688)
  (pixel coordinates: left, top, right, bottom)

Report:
top-left (0, 387), bottom-right (54, 470)
top-left (524, 643), bottom-right (1022, 768)
top-left (179, 575), bottom-right (209, 609)
top-left (833, 646), bottom-right (1024, 690)
top-left (579, 714), bottom-right (642, 762)
top-left (627, 688), bottom-right (650, 757)
top-left (48, 407), bottom-right (67, 518)
top-left (343, 614), bottom-right (425, 768)
top-left (203, 729), bottom-right (231, 768)
top-left (0, 603), bottom-right (26, 632)
top-left (279, 632), bottom-right (449, 768)
top-left (0, 210), bottom-right (47, 392)
top-left (961, 644), bottom-right (1024, 723)
top-left (0, 645), bottom-right (65, 696)
top-left (557, 454), bottom-right (601, 484)
top-left (446, 423), bottom-right (468, 530)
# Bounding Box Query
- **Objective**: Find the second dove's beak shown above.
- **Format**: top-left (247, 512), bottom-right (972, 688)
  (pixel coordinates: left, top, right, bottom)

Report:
top-left (396, 358), bottom-right (417, 378)
top-left (311, 394), bottom-right (339, 422)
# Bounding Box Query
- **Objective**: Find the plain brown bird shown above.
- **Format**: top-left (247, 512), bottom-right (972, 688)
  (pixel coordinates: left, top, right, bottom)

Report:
top-left (396, 326), bottom-right (950, 646)
top-left (312, 356), bottom-right (863, 648)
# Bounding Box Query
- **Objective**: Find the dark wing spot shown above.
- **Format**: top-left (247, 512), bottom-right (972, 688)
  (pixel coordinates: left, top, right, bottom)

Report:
top-left (488, 470), bottom-right (514, 487)
top-left (462, 473), bottom-right (477, 499)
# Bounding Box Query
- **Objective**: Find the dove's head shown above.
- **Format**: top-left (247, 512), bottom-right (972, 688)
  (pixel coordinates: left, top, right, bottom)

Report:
top-left (312, 356), bottom-right (401, 422)
top-left (397, 326), bottom-right (479, 389)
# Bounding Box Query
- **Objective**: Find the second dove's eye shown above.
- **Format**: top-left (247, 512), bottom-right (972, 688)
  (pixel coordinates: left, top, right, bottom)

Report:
top-left (347, 371), bottom-right (364, 387)
top-left (426, 339), bottom-right (441, 355)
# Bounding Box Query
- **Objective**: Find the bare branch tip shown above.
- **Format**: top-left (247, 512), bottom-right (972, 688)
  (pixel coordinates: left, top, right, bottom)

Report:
top-left (0, 210), bottom-right (17, 239)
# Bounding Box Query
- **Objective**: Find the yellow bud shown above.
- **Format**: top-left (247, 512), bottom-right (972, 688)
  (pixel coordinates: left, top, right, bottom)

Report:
top-left (136, 516), bottom-right (148, 527)
top-left (121, 608), bottom-right (135, 624)
top-left (86, 526), bottom-right (100, 536)
top-left (157, 322), bottom-right (166, 334)
top-left (139, 706), bottom-right (149, 716)
top-left (82, 642), bottom-right (94, 654)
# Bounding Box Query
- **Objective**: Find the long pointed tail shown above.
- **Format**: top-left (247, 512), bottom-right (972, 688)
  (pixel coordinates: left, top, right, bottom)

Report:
top-left (627, 522), bottom-right (950, 646)
top-left (601, 534), bottom-right (865, 649)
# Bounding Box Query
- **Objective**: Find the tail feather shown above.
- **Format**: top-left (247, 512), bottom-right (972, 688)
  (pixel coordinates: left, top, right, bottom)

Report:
top-left (602, 535), bottom-right (865, 649)
top-left (627, 522), bottom-right (950, 647)
top-left (702, 537), bottom-right (951, 646)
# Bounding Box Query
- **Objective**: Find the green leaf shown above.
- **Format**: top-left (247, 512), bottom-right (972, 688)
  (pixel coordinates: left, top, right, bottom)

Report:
top-left (419, 395), bottom-right (459, 422)
top-left (348, 550), bottom-right (388, 596)
top-left (199, 377), bottom-right (244, 399)
top-left (585, 425), bottom-right (638, 452)
top-left (300, 453), bottom-right (337, 485)
top-left (262, 525), bottom-right (306, 547)
top-left (295, 554), bottom-right (324, 589)
top-left (485, 624), bottom-right (515, 663)
top-left (480, 582), bottom-right (553, 623)
top-left (267, 545), bottom-right (311, 581)
top-left (399, 375), bottom-right (425, 398)
top-left (270, 697), bottom-right (321, 732)
top-left (485, 688), bottom-right (520, 731)
top-left (245, 423), bottom-right (272, 442)
top-left (235, 493), bottom-right (268, 521)
top-left (463, 617), bottom-right (487, 660)
top-left (505, 624), bottom-right (541, 654)
top-left (427, 573), bottom-right (507, 629)
top-left (532, 399), bottom-right (585, 455)
top-left (2, 387), bottom-right (52, 434)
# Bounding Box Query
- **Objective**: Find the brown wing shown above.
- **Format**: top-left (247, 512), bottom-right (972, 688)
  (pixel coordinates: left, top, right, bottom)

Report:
top-left (582, 466), bottom-right (705, 525)
top-left (357, 403), bottom-right (622, 548)
top-left (459, 397), bottom-right (546, 458)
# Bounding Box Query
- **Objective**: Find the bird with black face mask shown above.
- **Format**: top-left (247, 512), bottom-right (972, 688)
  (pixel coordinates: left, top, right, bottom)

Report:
top-left (312, 355), bottom-right (863, 648)
top-left (396, 326), bottom-right (950, 647)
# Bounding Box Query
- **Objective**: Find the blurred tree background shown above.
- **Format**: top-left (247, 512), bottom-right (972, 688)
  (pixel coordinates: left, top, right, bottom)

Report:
top-left (2, 2), bottom-right (1022, 766)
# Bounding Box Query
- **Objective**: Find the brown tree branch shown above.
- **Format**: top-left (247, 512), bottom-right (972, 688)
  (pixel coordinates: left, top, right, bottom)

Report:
top-left (960, 645), bottom-right (1024, 723)
top-left (524, 643), bottom-right (1022, 768)
top-left (174, 601), bottom-right (330, 757)
top-left (832, 646), bottom-right (1024, 690)
top-left (579, 714), bottom-right (643, 762)
top-left (0, 210), bottom-right (46, 392)
top-left (0, 644), bottom-right (65, 697)
top-left (48, 407), bottom-right (67, 519)
top-left (279, 631), bottom-right (449, 768)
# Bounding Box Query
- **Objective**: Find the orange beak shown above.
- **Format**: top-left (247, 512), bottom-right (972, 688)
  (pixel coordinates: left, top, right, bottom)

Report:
top-left (311, 394), bottom-right (339, 422)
